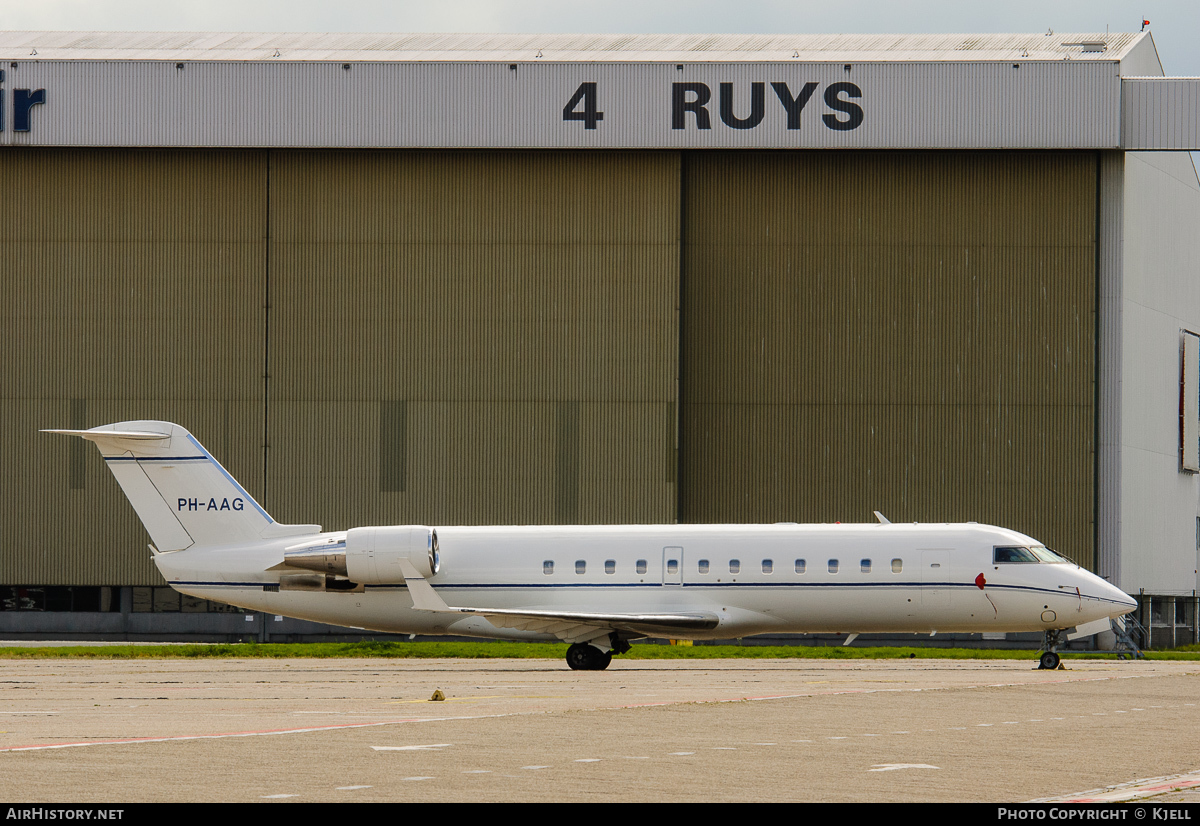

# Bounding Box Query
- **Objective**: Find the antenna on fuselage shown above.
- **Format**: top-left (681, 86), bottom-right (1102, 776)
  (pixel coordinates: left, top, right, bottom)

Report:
top-left (873, 511), bottom-right (891, 524)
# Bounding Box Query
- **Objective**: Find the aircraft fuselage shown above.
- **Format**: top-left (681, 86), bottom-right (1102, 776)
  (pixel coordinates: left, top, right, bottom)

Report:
top-left (154, 522), bottom-right (1134, 642)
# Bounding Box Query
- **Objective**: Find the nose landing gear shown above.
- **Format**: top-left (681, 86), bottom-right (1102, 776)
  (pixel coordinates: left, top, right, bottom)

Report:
top-left (1038, 629), bottom-right (1064, 670)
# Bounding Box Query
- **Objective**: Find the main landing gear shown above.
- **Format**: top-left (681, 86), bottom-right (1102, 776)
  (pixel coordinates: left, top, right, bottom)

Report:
top-left (566, 643), bottom-right (612, 671)
top-left (565, 634), bottom-right (633, 671)
top-left (1038, 629), bottom-right (1064, 670)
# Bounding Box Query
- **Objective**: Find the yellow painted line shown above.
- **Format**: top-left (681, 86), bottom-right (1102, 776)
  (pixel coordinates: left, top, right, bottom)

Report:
top-left (383, 695), bottom-right (554, 704)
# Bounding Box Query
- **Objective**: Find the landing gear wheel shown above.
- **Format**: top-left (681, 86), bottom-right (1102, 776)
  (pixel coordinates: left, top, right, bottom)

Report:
top-left (566, 643), bottom-right (613, 671)
top-left (1039, 629), bottom-right (1064, 670)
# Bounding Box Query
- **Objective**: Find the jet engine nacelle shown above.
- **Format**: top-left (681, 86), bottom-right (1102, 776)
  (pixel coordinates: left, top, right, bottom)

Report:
top-left (344, 525), bottom-right (440, 584)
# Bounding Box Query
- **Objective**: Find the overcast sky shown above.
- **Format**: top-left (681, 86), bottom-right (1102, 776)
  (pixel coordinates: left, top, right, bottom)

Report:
top-left (0, 0), bottom-right (1197, 75)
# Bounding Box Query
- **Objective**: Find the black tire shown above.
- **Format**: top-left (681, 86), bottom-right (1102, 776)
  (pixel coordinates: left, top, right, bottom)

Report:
top-left (566, 643), bottom-right (613, 671)
top-left (566, 643), bottom-right (590, 670)
top-left (1039, 651), bottom-right (1060, 670)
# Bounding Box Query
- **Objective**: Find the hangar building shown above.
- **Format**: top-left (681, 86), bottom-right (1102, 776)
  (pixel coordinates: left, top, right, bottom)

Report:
top-left (2, 31), bottom-right (1200, 644)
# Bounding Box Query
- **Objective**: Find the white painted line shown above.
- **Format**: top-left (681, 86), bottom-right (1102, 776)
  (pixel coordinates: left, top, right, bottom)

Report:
top-left (0, 719), bottom-right (444, 753)
top-left (522, 765), bottom-right (550, 770)
top-left (336, 786), bottom-right (372, 790)
top-left (261, 794), bottom-right (299, 798)
top-left (371, 744), bottom-right (452, 751)
top-left (462, 770), bottom-right (492, 774)
top-left (869, 764), bottom-right (941, 772)
top-left (404, 777), bottom-right (435, 781)
top-left (574, 758), bottom-right (601, 762)
top-left (669, 752), bottom-right (695, 756)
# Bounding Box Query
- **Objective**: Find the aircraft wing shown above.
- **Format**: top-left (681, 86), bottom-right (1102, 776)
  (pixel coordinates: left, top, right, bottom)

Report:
top-left (447, 606), bottom-right (721, 644)
top-left (395, 560), bottom-right (719, 644)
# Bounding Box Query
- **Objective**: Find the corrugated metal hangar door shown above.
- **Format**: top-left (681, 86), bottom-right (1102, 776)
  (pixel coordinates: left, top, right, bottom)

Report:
top-left (266, 150), bottom-right (681, 531)
top-left (9, 147), bottom-right (1097, 586)
top-left (678, 151), bottom-right (1097, 565)
top-left (5, 149), bottom-right (268, 585)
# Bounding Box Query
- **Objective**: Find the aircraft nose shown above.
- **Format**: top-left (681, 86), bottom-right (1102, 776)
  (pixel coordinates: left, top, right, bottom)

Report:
top-left (1100, 578), bottom-right (1137, 614)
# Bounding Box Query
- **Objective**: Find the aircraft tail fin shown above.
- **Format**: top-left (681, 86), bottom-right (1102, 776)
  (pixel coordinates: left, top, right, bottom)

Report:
top-left (44, 421), bottom-right (319, 552)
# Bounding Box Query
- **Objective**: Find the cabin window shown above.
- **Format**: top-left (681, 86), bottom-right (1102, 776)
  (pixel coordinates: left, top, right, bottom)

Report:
top-left (604, 559), bottom-right (615, 574)
top-left (795, 558), bottom-right (806, 574)
top-left (543, 560), bottom-right (554, 575)
top-left (667, 559), bottom-right (679, 575)
top-left (891, 558), bottom-right (903, 573)
top-left (575, 560), bottom-right (586, 574)
top-left (828, 559), bottom-right (839, 574)
top-left (860, 559), bottom-right (871, 573)
top-left (762, 559), bottom-right (773, 574)
top-left (729, 559), bottom-right (741, 574)
top-left (698, 559), bottom-right (710, 574)
top-left (636, 559), bottom-right (647, 574)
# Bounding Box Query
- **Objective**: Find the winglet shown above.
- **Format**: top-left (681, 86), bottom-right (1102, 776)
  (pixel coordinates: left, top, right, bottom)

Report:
top-left (873, 511), bottom-right (891, 524)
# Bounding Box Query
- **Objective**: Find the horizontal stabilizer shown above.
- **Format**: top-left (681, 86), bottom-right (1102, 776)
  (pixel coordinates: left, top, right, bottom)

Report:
top-left (42, 428), bottom-right (170, 442)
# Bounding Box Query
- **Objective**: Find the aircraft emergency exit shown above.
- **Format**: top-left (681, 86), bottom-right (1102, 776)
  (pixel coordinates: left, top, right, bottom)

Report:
top-left (47, 421), bottom-right (1137, 670)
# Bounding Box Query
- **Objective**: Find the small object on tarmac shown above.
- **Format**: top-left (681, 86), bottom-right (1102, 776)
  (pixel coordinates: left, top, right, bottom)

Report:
top-left (430, 689), bottom-right (445, 701)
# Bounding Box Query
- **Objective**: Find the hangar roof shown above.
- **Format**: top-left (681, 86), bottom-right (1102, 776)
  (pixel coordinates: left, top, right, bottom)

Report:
top-left (0, 30), bottom-right (1149, 63)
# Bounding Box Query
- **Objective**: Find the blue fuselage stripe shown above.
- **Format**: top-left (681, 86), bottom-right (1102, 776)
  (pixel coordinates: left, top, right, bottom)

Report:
top-left (170, 580), bottom-right (1129, 606)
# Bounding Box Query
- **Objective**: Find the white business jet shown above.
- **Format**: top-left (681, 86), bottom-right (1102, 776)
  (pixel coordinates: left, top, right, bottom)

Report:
top-left (47, 421), bottom-right (1137, 670)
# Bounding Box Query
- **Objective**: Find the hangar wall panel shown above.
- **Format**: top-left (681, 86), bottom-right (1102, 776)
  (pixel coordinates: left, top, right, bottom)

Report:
top-left (265, 150), bottom-right (679, 530)
top-left (1097, 150), bottom-right (1124, 583)
top-left (679, 151), bottom-right (1097, 565)
top-left (1122, 78), bottom-right (1200, 150)
top-left (1, 149), bottom-right (268, 585)
top-left (1116, 151), bottom-right (1200, 594)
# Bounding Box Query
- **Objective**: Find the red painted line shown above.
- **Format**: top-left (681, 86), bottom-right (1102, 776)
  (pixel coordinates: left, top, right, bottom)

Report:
top-left (0, 718), bottom-right (431, 752)
top-left (1038, 773), bottom-right (1200, 802)
top-left (0, 669), bottom-right (1176, 755)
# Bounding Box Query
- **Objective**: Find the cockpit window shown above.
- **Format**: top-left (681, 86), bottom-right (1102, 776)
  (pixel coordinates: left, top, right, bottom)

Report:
top-left (1029, 546), bottom-right (1072, 564)
top-left (994, 545), bottom-right (1070, 564)
top-left (994, 546), bottom-right (1038, 563)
